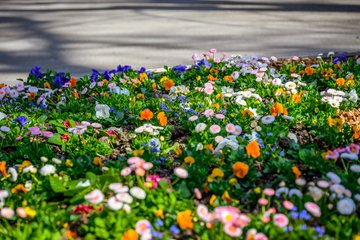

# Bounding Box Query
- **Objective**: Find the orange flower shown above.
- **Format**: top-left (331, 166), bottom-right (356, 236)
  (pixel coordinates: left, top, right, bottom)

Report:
top-left (133, 149), bottom-right (144, 157)
top-left (11, 184), bottom-right (28, 194)
top-left (232, 162), bottom-right (249, 178)
top-left (207, 75), bottom-right (218, 81)
top-left (184, 156), bottom-right (195, 166)
top-left (93, 157), bottom-right (104, 167)
top-left (136, 93), bottom-right (145, 99)
top-left (139, 72), bottom-right (148, 81)
top-left (292, 166), bottom-right (301, 179)
top-left (163, 79), bottom-right (174, 91)
top-left (177, 210), bottom-right (193, 230)
top-left (157, 112), bottom-right (167, 126)
top-left (44, 82), bottom-right (51, 89)
top-left (139, 109), bottom-right (154, 121)
top-left (73, 90), bottom-right (79, 99)
top-left (354, 131), bottom-right (360, 140)
top-left (0, 161), bottom-right (8, 178)
top-left (304, 66), bottom-right (314, 76)
top-left (270, 102), bottom-right (284, 116)
top-left (65, 230), bottom-right (77, 238)
top-left (152, 82), bottom-right (157, 90)
top-left (174, 146), bottom-right (182, 156)
top-left (28, 92), bottom-right (37, 100)
top-left (121, 229), bottom-right (138, 240)
top-left (291, 94), bottom-right (301, 103)
top-left (242, 109), bottom-right (255, 118)
top-left (69, 77), bottom-right (77, 88)
top-left (328, 116), bottom-right (334, 127)
top-left (223, 75), bottom-right (233, 83)
top-left (336, 78), bottom-right (345, 87)
top-left (246, 141), bottom-right (261, 158)
top-left (212, 103), bottom-right (220, 110)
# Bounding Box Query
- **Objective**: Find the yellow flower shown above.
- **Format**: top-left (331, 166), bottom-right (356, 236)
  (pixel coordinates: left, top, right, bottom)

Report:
top-left (155, 209), bottom-right (164, 219)
top-left (24, 207), bottom-right (36, 218)
top-left (196, 76), bottom-right (201, 81)
top-left (19, 160), bottom-right (32, 172)
top-left (353, 233), bottom-right (360, 240)
top-left (211, 168), bottom-right (224, 178)
top-left (184, 156), bottom-right (195, 166)
top-left (160, 76), bottom-right (168, 83)
top-left (254, 187), bottom-right (261, 194)
top-left (229, 178), bottom-right (238, 185)
top-left (209, 195), bottom-right (217, 207)
top-left (93, 157), bottom-right (104, 167)
top-left (12, 184), bottom-right (28, 194)
top-left (133, 149), bottom-right (144, 157)
top-left (65, 159), bottom-right (73, 167)
top-left (174, 146), bottom-right (182, 156)
top-left (136, 93), bottom-right (145, 99)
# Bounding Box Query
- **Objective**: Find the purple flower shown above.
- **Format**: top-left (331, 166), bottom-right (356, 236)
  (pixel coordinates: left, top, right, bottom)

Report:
top-left (41, 131), bottom-right (54, 138)
top-left (197, 59), bottom-right (211, 68)
top-left (91, 69), bottom-right (99, 82)
top-left (170, 225), bottom-right (180, 235)
top-left (13, 116), bottom-right (28, 127)
top-left (137, 67), bottom-right (146, 74)
top-left (54, 72), bottom-right (70, 87)
top-left (102, 70), bottom-right (112, 81)
top-left (117, 65), bottom-right (132, 73)
top-left (315, 226), bottom-right (325, 236)
top-left (173, 65), bottom-right (187, 72)
top-left (30, 66), bottom-right (43, 79)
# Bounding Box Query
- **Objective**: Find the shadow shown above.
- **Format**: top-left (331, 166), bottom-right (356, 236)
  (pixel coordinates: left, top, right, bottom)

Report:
top-left (1, 0), bottom-right (360, 13)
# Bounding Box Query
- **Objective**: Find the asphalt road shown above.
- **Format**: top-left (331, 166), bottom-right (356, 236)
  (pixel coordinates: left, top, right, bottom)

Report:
top-left (1, 0), bottom-right (360, 85)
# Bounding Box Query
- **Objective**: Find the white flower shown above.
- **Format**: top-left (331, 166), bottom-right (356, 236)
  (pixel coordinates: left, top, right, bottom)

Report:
top-left (109, 183), bottom-right (129, 193)
top-left (327, 51), bottom-right (335, 57)
top-left (327, 172), bottom-right (341, 184)
top-left (333, 96), bottom-right (343, 103)
top-left (123, 204), bottom-right (131, 213)
top-left (328, 98), bottom-right (340, 108)
top-left (288, 189), bottom-right (303, 198)
top-left (221, 86), bottom-right (234, 97)
top-left (272, 78), bottom-right (282, 86)
top-left (25, 180), bottom-right (33, 191)
top-left (136, 220), bottom-right (152, 235)
top-left (174, 167), bottom-right (188, 179)
top-left (40, 164), bottom-right (56, 176)
top-left (130, 187), bottom-right (146, 199)
top-left (348, 89), bottom-right (358, 102)
top-left (308, 186), bottom-right (324, 201)
top-left (196, 143), bottom-right (203, 151)
top-left (284, 81), bottom-right (296, 90)
top-left (95, 104), bottom-right (110, 119)
top-left (275, 187), bottom-right (289, 197)
top-left (40, 156), bottom-right (48, 162)
top-left (261, 115), bottom-right (275, 125)
top-left (0, 126), bottom-right (10, 132)
top-left (7, 167), bottom-right (17, 182)
top-left (282, 115), bottom-right (294, 121)
top-left (337, 198), bottom-right (356, 215)
top-left (52, 158), bottom-right (62, 165)
top-left (115, 192), bottom-right (133, 204)
top-left (295, 178), bottom-right (306, 186)
top-left (107, 196), bottom-right (123, 210)
top-left (0, 190), bottom-right (9, 199)
top-left (22, 165), bottom-right (35, 173)
top-left (340, 153), bottom-right (358, 161)
top-left (330, 184), bottom-right (345, 195)
top-left (1, 207), bottom-right (14, 219)
top-left (288, 132), bottom-right (298, 144)
top-left (28, 87), bottom-right (38, 93)
top-left (0, 112), bottom-right (6, 121)
top-left (76, 180), bottom-right (91, 188)
top-left (350, 164), bottom-right (360, 173)
top-left (195, 123), bottom-right (207, 133)
top-left (235, 96), bottom-right (247, 106)
top-left (85, 189), bottom-right (104, 204)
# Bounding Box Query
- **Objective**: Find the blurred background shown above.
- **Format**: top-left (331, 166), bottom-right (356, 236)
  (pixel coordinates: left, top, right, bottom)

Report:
top-left (1, 0), bottom-right (360, 85)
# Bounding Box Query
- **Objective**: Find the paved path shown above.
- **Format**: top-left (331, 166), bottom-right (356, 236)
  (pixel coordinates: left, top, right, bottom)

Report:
top-left (1, 0), bottom-right (360, 85)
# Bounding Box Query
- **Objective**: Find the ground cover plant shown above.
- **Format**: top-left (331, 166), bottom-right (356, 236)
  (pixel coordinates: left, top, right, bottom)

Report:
top-left (0, 50), bottom-right (360, 240)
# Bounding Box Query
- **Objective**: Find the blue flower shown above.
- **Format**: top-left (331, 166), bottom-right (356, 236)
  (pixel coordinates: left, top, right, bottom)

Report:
top-left (91, 69), bottom-right (99, 82)
top-left (170, 225), bottom-right (180, 235)
top-left (117, 65), bottom-right (132, 73)
top-left (315, 226), bottom-right (325, 236)
top-left (53, 72), bottom-right (70, 87)
top-left (137, 67), bottom-right (146, 73)
top-left (267, 132), bottom-right (273, 136)
top-left (30, 66), bottom-right (43, 79)
top-left (279, 151), bottom-right (285, 156)
top-left (173, 65), bottom-right (187, 72)
top-left (152, 231), bottom-right (163, 239)
top-left (197, 59), bottom-right (211, 68)
top-left (102, 70), bottom-right (112, 80)
top-left (290, 211), bottom-right (299, 219)
top-left (299, 210), bottom-right (311, 220)
top-left (300, 224), bottom-right (308, 230)
top-left (156, 219), bottom-right (164, 227)
top-left (13, 116), bottom-right (28, 127)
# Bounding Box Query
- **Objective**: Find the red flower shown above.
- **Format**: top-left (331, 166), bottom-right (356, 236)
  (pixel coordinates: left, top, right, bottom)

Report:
top-left (61, 134), bottom-right (69, 142)
top-left (62, 120), bottom-right (71, 128)
top-left (72, 204), bottom-right (94, 215)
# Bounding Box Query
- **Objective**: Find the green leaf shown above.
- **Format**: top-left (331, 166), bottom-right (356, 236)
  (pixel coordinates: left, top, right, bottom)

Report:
top-left (49, 176), bottom-right (67, 193)
top-left (176, 181), bottom-right (191, 198)
top-left (47, 133), bottom-right (63, 146)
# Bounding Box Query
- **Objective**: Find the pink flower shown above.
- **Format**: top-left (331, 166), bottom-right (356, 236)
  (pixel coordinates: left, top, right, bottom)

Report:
top-left (255, 233), bottom-right (268, 240)
top-left (41, 131), bottom-right (54, 138)
top-left (203, 109), bottom-right (215, 117)
top-left (16, 82), bottom-right (25, 91)
top-left (282, 200), bottom-right (294, 210)
top-left (233, 126), bottom-right (242, 135)
top-left (261, 215), bottom-right (270, 223)
top-left (89, 82), bottom-right (96, 89)
top-left (234, 213), bottom-right (251, 228)
top-left (135, 168), bottom-right (146, 177)
top-left (225, 123), bottom-right (235, 133)
top-left (84, 189), bottom-right (104, 204)
top-left (142, 162), bottom-right (153, 170)
top-left (273, 214), bottom-right (289, 228)
top-left (192, 53), bottom-right (198, 61)
top-left (135, 219), bottom-right (152, 235)
top-left (204, 86), bottom-right (214, 95)
top-left (108, 82), bottom-right (117, 90)
top-left (174, 167), bottom-right (188, 179)
top-left (215, 114), bottom-right (225, 119)
top-left (189, 115), bottom-right (198, 121)
top-left (109, 183), bottom-right (129, 193)
top-left (304, 202), bottom-right (321, 217)
top-left (1, 208), bottom-right (14, 219)
top-left (214, 57), bottom-right (221, 63)
top-left (292, 56), bottom-right (300, 61)
top-left (346, 144), bottom-right (360, 155)
top-left (209, 124), bottom-right (221, 134)
top-left (97, 81), bottom-right (104, 87)
top-left (209, 48), bottom-right (217, 54)
top-left (223, 224), bottom-right (242, 237)
top-left (222, 52), bottom-right (228, 58)
top-left (81, 87), bottom-right (88, 94)
top-left (215, 135), bottom-right (224, 143)
top-left (121, 167), bottom-right (132, 176)
top-left (194, 188), bottom-right (202, 199)
top-left (263, 188), bottom-right (275, 196)
top-left (258, 198), bottom-right (268, 205)
top-left (16, 207), bottom-right (27, 218)
top-left (196, 204), bottom-right (209, 220)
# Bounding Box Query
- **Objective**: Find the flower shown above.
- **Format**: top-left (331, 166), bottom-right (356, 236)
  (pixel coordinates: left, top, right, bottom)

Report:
top-left (135, 219), bottom-right (152, 235)
top-left (0, 161), bottom-right (8, 178)
top-left (261, 115), bottom-right (275, 125)
top-left (107, 196), bottom-right (124, 210)
top-left (122, 229), bottom-right (139, 240)
top-left (273, 214), bottom-right (289, 228)
top-left (282, 201), bottom-right (294, 210)
top-left (84, 189), bottom-right (104, 204)
top-left (246, 141), bottom-right (261, 158)
top-left (174, 167), bottom-right (188, 179)
top-left (139, 109), bottom-right (154, 121)
top-left (224, 224), bottom-right (242, 237)
top-left (292, 166), bottom-right (301, 178)
top-left (13, 116), bottom-right (28, 127)
top-left (304, 202), bottom-right (321, 217)
top-left (177, 210), bottom-right (193, 230)
top-left (337, 198), bottom-right (356, 215)
top-left (95, 104), bottom-right (110, 119)
top-left (130, 187), bottom-right (146, 199)
top-left (1, 207), bottom-right (14, 219)
top-left (209, 124), bottom-right (221, 134)
top-left (109, 183), bottom-right (129, 193)
top-left (232, 162), bottom-right (249, 178)
top-left (40, 164), bottom-right (56, 176)
top-left (8, 167), bottom-right (18, 182)
top-left (184, 156), bottom-right (195, 166)
top-left (163, 79), bottom-right (174, 91)
top-left (263, 188), bottom-right (275, 196)
top-left (270, 103), bottom-right (284, 116)
top-left (326, 172), bottom-right (341, 184)
top-left (258, 198), bottom-right (268, 205)
top-left (157, 112), bottom-right (167, 126)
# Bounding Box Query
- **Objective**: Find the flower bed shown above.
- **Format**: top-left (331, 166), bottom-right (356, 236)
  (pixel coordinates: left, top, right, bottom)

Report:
top-left (0, 50), bottom-right (360, 240)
